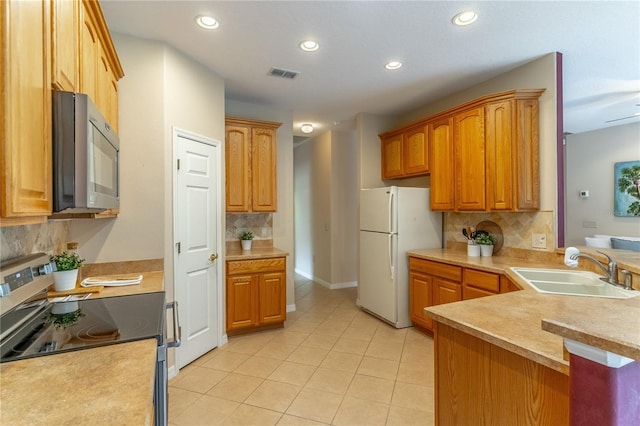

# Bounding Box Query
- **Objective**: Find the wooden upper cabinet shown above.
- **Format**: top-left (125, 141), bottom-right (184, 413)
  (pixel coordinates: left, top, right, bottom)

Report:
top-left (1, 0), bottom-right (53, 223)
top-left (513, 98), bottom-right (540, 210)
top-left (225, 117), bottom-right (281, 212)
top-left (380, 125), bottom-right (428, 179)
top-left (381, 132), bottom-right (404, 179)
top-left (485, 101), bottom-right (514, 210)
top-left (429, 117), bottom-right (455, 211)
top-left (80, 0), bottom-right (123, 132)
top-left (454, 107), bottom-right (485, 211)
top-left (51, 0), bottom-right (78, 92)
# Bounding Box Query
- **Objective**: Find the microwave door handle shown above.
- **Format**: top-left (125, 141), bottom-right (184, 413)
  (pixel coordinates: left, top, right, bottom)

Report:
top-left (166, 301), bottom-right (182, 348)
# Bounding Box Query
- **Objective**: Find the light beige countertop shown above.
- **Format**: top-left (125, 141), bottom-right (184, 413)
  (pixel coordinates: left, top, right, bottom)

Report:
top-left (416, 248), bottom-right (640, 375)
top-left (226, 246), bottom-right (289, 261)
top-left (0, 338), bottom-right (157, 425)
top-left (85, 270), bottom-right (164, 299)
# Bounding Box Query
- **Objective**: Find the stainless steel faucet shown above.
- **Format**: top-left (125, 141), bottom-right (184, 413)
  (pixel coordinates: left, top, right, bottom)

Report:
top-left (570, 250), bottom-right (632, 289)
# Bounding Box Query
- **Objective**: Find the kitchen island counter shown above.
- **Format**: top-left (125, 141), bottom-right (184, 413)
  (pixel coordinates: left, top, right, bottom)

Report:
top-left (0, 338), bottom-right (157, 425)
top-left (415, 248), bottom-right (640, 375)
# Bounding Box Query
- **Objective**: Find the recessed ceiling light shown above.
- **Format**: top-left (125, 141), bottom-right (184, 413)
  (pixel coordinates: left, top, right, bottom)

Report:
top-left (299, 40), bottom-right (319, 52)
top-left (300, 124), bottom-right (314, 134)
top-left (195, 15), bottom-right (219, 30)
top-left (385, 61), bottom-right (402, 70)
top-left (452, 10), bottom-right (478, 26)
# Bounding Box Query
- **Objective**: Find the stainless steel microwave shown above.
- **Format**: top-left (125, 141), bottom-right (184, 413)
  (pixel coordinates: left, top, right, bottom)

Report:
top-left (52, 91), bottom-right (119, 213)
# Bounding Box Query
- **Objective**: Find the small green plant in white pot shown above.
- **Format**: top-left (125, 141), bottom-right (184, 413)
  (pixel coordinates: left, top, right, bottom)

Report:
top-left (238, 230), bottom-right (254, 251)
top-left (475, 233), bottom-right (497, 257)
top-left (50, 251), bottom-right (85, 291)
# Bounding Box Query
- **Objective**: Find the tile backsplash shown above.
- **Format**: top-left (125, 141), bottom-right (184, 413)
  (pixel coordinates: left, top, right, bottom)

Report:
top-left (445, 211), bottom-right (555, 252)
top-left (225, 213), bottom-right (272, 241)
top-left (1, 222), bottom-right (70, 262)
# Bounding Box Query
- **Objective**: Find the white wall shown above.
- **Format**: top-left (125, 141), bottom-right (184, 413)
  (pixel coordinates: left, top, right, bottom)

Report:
top-left (565, 122), bottom-right (640, 246)
top-left (294, 131), bottom-right (358, 287)
top-left (225, 100), bottom-right (295, 306)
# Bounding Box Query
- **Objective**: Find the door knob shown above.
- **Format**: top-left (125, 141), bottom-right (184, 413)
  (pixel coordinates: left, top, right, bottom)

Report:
top-left (209, 253), bottom-right (218, 262)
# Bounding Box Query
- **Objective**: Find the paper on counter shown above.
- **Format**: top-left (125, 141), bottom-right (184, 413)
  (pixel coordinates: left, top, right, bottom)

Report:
top-left (80, 275), bottom-right (143, 287)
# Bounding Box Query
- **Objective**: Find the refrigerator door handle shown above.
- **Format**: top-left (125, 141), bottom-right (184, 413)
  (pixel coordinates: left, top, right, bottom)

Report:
top-left (388, 190), bottom-right (394, 233)
top-left (388, 234), bottom-right (395, 280)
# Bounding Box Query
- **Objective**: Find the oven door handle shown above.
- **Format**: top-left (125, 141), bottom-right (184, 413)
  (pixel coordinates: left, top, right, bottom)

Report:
top-left (166, 301), bottom-right (182, 348)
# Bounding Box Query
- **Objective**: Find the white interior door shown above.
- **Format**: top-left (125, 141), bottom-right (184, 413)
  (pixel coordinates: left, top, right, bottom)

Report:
top-left (174, 129), bottom-right (222, 368)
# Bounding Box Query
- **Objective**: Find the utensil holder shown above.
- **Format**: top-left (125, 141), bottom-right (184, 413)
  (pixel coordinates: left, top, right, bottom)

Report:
top-left (467, 243), bottom-right (480, 257)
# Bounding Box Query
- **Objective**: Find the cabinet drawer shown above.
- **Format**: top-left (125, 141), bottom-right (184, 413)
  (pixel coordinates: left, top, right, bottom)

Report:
top-left (464, 268), bottom-right (499, 293)
top-left (409, 258), bottom-right (462, 283)
top-left (463, 285), bottom-right (495, 300)
top-left (227, 257), bottom-right (286, 275)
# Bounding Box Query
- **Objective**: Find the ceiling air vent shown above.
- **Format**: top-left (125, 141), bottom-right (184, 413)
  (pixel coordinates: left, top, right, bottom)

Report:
top-left (268, 67), bottom-right (299, 79)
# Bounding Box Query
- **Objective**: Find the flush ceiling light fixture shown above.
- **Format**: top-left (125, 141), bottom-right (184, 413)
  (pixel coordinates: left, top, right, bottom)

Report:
top-left (452, 10), bottom-right (478, 26)
top-left (300, 124), bottom-right (314, 134)
top-left (299, 40), bottom-right (319, 52)
top-left (195, 15), bottom-right (219, 30)
top-left (385, 61), bottom-right (403, 70)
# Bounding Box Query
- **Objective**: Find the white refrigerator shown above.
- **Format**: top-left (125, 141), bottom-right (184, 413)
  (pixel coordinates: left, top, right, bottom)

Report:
top-left (359, 186), bottom-right (442, 328)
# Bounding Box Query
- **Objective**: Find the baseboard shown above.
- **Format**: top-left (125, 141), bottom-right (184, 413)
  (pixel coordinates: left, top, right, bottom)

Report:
top-left (295, 268), bottom-right (358, 290)
top-left (286, 304), bottom-right (296, 312)
top-left (168, 365), bottom-right (178, 379)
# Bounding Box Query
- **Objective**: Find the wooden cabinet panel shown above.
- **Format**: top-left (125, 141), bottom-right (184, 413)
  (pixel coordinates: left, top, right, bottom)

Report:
top-left (80, 12), bottom-right (98, 104)
top-left (251, 127), bottom-right (277, 212)
top-left (381, 132), bottom-right (404, 179)
top-left (485, 100), bottom-right (513, 210)
top-left (225, 125), bottom-right (251, 212)
top-left (226, 257), bottom-right (286, 334)
top-left (500, 274), bottom-right (521, 293)
top-left (259, 272), bottom-right (286, 324)
top-left (1, 0), bottom-right (53, 221)
top-left (463, 285), bottom-right (495, 300)
top-left (51, 0), bottom-right (78, 92)
top-left (403, 125), bottom-right (429, 176)
top-left (434, 322), bottom-right (569, 425)
top-left (514, 99), bottom-right (540, 210)
top-left (409, 258), bottom-right (462, 282)
top-left (409, 271), bottom-right (433, 330)
top-left (226, 275), bottom-right (258, 330)
top-left (225, 118), bottom-right (281, 212)
top-left (463, 268), bottom-right (500, 293)
top-left (433, 278), bottom-right (462, 305)
top-left (454, 107), bottom-right (485, 211)
top-left (429, 117), bottom-right (455, 211)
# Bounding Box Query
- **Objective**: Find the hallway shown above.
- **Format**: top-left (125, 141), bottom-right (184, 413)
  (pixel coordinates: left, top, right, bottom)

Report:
top-left (168, 274), bottom-right (435, 425)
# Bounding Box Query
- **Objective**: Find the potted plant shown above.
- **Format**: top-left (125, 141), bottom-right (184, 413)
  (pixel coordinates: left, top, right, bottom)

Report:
top-left (238, 230), bottom-right (254, 251)
top-left (50, 251), bottom-right (85, 291)
top-left (475, 232), bottom-right (497, 257)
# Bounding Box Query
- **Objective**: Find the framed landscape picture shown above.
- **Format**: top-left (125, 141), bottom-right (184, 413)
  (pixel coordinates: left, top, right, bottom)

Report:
top-left (614, 160), bottom-right (640, 217)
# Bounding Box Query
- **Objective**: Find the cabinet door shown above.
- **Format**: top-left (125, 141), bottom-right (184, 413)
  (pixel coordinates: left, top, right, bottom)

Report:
top-left (51, 0), bottom-right (78, 92)
top-left (454, 107), bottom-right (485, 211)
top-left (500, 275), bottom-right (521, 293)
top-left (514, 99), bottom-right (540, 210)
top-left (381, 132), bottom-right (404, 179)
top-left (251, 127), bottom-right (277, 212)
top-left (226, 275), bottom-right (259, 330)
top-left (259, 271), bottom-right (286, 324)
top-left (485, 101), bottom-right (514, 210)
top-left (1, 0), bottom-right (53, 219)
top-left (107, 70), bottom-right (119, 132)
top-left (409, 271), bottom-right (433, 330)
top-left (433, 278), bottom-right (462, 305)
top-left (97, 42), bottom-right (110, 118)
top-left (429, 117), bottom-right (455, 210)
top-left (80, 7), bottom-right (98, 103)
top-left (225, 125), bottom-right (251, 212)
top-left (403, 125), bottom-right (429, 176)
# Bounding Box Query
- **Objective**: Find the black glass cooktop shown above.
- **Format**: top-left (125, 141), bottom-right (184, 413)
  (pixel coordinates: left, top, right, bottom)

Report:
top-left (0, 292), bottom-right (165, 363)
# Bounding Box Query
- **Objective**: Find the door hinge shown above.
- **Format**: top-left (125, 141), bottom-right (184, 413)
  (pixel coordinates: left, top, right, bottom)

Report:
top-left (176, 242), bottom-right (181, 254)
top-left (177, 159), bottom-right (180, 170)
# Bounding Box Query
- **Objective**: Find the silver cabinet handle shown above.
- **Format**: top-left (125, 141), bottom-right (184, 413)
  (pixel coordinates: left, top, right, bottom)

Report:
top-left (166, 301), bottom-right (182, 348)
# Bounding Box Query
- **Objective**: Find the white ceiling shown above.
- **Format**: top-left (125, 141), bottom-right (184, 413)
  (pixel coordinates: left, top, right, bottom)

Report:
top-left (101, 0), bottom-right (640, 138)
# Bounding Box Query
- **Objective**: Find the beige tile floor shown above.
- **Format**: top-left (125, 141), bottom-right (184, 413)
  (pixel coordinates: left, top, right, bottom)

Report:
top-left (168, 274), bottom-right (435, 425)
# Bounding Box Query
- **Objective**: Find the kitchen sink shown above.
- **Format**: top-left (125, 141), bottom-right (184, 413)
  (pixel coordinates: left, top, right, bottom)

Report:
top-left (510, 267), bottom-right (638, 299)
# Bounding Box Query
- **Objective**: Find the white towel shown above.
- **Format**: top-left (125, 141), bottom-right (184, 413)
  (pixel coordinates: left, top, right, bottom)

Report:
top-left (564, 247), bottom-right (580, 268)
top-left (81, 275), bottom-right (143, 287)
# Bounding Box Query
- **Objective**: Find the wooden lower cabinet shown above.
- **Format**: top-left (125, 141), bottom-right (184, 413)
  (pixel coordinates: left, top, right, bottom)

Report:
top-left (226, 257), bottom-right (286, 335)
top-left (409, 257), bottom-right (523, 331)
top-left (434, 322), bottom-right (569, 425)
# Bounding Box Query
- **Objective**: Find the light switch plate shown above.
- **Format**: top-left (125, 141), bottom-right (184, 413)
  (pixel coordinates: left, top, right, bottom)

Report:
top-left (532, 233), bottom-right (547, 249)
